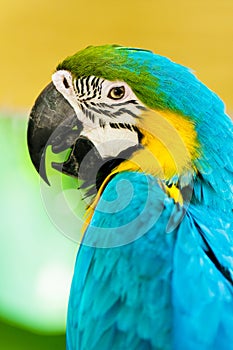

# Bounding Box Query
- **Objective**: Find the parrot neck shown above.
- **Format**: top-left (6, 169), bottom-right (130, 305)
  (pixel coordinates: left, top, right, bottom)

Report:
top-left (83, 111), bottom-right (201, 231)
top-left (114, 110), bottom-right (200, 180)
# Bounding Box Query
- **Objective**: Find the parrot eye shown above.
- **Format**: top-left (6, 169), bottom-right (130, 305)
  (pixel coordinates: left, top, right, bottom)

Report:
top-left (108, 86), bottom-right (125, 100)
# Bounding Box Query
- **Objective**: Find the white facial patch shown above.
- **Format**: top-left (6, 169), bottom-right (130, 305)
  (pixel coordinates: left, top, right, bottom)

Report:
top-left (52, 70), bottom-right (145, 158)
top-left (52, 70), bottom-right (75, 103)
top-left (80, 123), bottom-right (138, 158)
top-left (52, 70), bottom-right (84, 117)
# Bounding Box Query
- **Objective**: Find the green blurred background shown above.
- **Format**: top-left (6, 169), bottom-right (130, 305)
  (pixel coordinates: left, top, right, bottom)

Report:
top-left (0, 0), bottom-right (232, 348)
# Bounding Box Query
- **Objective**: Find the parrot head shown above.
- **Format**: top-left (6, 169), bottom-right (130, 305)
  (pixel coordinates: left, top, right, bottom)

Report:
top-left (28, 45), bottom-right (153, 190)
top-left (28, 44), bottom-right (231, 206)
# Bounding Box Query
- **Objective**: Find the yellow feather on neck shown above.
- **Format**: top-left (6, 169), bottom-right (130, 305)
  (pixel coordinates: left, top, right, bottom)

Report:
top-left (114, 109), bottom-right (200, 180)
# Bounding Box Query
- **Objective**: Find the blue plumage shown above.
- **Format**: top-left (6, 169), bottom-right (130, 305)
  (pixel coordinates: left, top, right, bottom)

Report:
top-left (67, 173), bottom-right (178, 349)
top-left (173, 206), bottom-right (233, 349)
top-left (67, 173), bottom-right (233, 350)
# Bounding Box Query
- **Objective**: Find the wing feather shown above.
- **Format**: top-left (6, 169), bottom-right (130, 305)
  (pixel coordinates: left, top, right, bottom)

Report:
top-left (67, 172), bottom-right (233, 350)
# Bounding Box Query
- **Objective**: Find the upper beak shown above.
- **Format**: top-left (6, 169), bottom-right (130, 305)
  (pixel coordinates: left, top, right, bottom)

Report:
top-left (27, 82), bottom-right (82, 184)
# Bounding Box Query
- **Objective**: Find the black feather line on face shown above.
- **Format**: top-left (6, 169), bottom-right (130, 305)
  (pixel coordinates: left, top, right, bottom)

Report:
top-left (109, 123), bottom-right (144, 141)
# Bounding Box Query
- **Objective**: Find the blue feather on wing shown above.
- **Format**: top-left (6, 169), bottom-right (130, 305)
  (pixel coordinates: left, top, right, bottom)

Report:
top-left (67, 172), bottom-right (233, 350)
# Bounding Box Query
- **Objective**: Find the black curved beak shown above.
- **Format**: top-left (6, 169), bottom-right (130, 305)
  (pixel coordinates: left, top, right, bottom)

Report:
top-left (27, 82), bottom-right (82, 184)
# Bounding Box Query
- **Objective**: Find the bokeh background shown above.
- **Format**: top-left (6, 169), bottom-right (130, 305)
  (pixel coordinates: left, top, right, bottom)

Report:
top-left (1, 1), bottom-right (233, 349)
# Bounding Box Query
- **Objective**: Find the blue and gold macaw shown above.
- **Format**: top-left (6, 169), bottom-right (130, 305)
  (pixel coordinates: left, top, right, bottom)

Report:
top-left (27, 45), bottom-right (233, 349)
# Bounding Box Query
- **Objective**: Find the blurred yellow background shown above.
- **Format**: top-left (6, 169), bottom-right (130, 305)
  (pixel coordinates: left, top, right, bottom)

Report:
top-left (1, 0), bottom-right (233, 111)
top-left (0, 0), bottom-right (232, 348)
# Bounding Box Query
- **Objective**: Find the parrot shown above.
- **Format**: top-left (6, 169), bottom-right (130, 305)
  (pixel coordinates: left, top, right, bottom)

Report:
top-left (27, 45), bottom-right (233, 350)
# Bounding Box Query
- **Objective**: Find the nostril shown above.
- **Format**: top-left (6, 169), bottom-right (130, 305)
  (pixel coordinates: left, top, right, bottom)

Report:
top-left (63, 77), bottom-right (69, 88)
